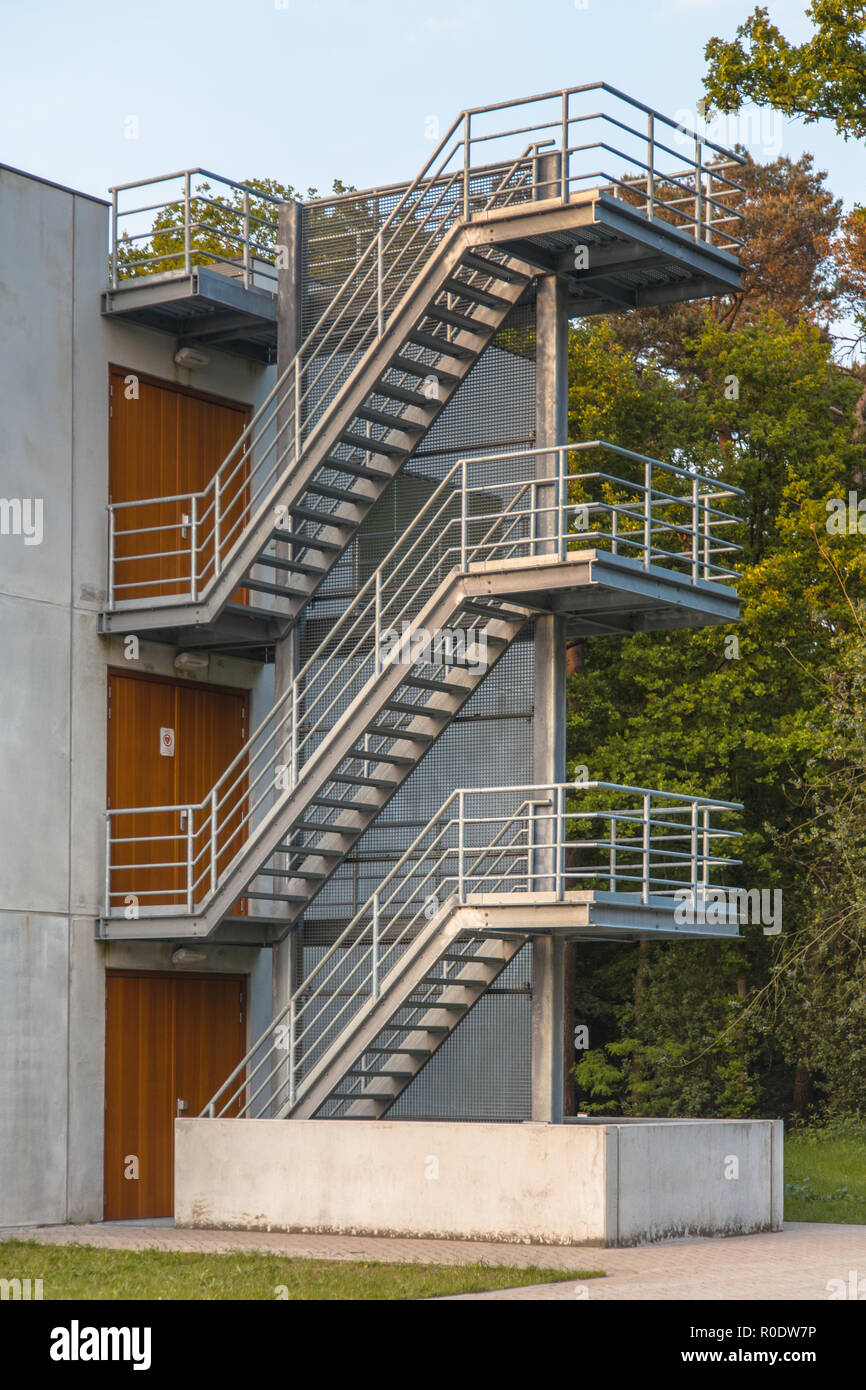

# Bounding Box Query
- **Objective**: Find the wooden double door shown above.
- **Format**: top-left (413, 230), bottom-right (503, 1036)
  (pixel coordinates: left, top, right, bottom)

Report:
top-left (108, 367), bottom-right (250, 603)
top-left (107, 669), bottom-right (248, 913)
top-left (104, 971), bottom-right (246, 1219)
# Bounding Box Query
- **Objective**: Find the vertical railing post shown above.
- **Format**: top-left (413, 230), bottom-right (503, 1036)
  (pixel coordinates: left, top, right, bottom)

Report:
top-left (210, 788), bottom-right (218, 895)
top-left (190, 494), bottom-right (198, 601)
top-left (288, 1000), bottom-right (297, 1107)
top-left (290, 686), bottom-right (298, 786)
top-left (243, 187), bottom-right (251, 288)
top-left (460, 459), bottom-right (468, 567)
top-left (694, 138), bottom-right (703, 242)
top-left (703, 492), bottom-right (711, 579)
top-left (527, 799), bottom-right (535, 891)
top-left (558, 445), bottom-right (567, 561)
top-left (104, 814), bottom-right (112, 914)
top-left (376, 229), bottom-right (384, 337)
top-left (556, 783), bottom-right (565, 900)
top-left (457, 790), bottom-right (465, 900)
top-left (701, 804), bottom-right (710, 896)
top-left (107, 508), bottom-right (115, 610)
top-left (294, 357), bottom-right (301, 461)
top-left (609, 814), bottom-right (617, 892)
top-left (372, 893), bottom-right (380, 1000)
top-left (186, 807), bottom-right (194, 913)
top-left (690, 799), bottom-right (699, 908)
top-left (561, 90), bottom-right (569, 204)
top-left (611, 504), bottom-right (618, 557)
top-left (646, 113), bottom-right (655, 221)
top-left (463, 115), bottom-right (471, 221)
top-left (213, 473), bottom-right (221, 579)
top-left (691, 477), bottom-right (700, 584)
top-left (706, 167), bottom-right (714, 246)
top-left (183, 171), bottom-right (191, 277)
top-left (643, 459), bottom-right (652, 567)
top-left (374, 569), bottom-right (382, 674)
top-left (642, 793), bottom-right (651, 903)
top-left (110, 187), bottom-right (119, 288)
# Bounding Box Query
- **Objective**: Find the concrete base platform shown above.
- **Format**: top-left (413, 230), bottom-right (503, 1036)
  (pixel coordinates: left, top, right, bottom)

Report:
top-left (175, 1116), bottom-right (783, 1248)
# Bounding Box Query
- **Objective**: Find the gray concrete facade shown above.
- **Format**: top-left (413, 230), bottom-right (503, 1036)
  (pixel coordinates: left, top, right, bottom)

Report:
top-left (0, 165), bottom-right (277, 1225)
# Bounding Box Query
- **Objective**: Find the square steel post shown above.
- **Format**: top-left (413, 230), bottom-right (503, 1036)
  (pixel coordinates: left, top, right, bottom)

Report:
top-left (531, 152), bottom-right (571, 1124)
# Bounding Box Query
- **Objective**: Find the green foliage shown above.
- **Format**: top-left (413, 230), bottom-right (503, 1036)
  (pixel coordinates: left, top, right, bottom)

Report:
top-left (566, 302), bottom-right (866, 1121)
top-left (703, 1), bottom-right (866, 140)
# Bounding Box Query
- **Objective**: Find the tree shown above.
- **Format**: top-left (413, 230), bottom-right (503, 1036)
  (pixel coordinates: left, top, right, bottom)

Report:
top-left (566, 309), bottom-right (866, 1119)
top-left (703, 1), bottom-right (866, 140)
top-left (612, 153), bottom-right (842, 368)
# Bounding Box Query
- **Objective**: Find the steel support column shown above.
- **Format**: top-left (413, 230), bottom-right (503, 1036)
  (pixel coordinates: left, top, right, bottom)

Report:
top-left (272, 199), bottom-right (304, 1019)
top-left (532, 153), bottom-right (571, 1121)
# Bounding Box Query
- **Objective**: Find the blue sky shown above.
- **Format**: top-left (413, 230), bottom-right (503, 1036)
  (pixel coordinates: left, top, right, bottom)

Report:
top-left (2, 0), bottom-right (860, 213)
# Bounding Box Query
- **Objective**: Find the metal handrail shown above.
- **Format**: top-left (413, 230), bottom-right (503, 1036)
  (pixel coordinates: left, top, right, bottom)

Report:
top-left (105, 83), bottom-right (745, 610)
top-left (201, 778), bottom-right (742, 1119)
top-left (104, 439), bottom-right (743, 916)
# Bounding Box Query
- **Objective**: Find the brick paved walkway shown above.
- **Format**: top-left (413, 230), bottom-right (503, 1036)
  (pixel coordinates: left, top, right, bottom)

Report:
top-left (3, 1222), bottom-right (864, 1299)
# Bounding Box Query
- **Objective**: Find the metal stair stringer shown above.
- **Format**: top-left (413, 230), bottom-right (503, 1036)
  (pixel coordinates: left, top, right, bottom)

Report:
top-left (284, 902), bottom-right (527, 1120)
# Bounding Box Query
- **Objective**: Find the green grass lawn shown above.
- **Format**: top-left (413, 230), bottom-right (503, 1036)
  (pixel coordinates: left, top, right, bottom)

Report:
top-left (0, 1239), bottom-right (603, 1300)
top-left (785, 1128), bottom-right (866, 1224)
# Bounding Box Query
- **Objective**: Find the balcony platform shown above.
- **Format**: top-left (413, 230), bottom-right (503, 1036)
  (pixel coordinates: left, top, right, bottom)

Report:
top-left (476, 190), bottom-right (742, 317)
top-left (466, 547), bottom-right (740, 635)
top-left (101, 263), bottom-right (278, 364)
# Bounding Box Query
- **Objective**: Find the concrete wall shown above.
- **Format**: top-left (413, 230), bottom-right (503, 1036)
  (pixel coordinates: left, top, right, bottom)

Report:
top-left (0, 164), bottom-right (277, 1225)
top-left (175, 1117), bottom-right (783, 1247)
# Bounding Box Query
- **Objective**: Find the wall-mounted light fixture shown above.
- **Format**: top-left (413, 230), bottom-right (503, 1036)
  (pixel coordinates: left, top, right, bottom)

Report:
top-left (173, 346), bottom-right (209, 369)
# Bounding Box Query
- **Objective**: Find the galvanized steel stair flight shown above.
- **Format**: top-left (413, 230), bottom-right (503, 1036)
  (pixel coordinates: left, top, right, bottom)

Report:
top-left (101, 149), bottom-right (543, 632)
top-left (103, 440), bottom-right (743, 939)
top-left (202, 781), bottom-right (742, 1120)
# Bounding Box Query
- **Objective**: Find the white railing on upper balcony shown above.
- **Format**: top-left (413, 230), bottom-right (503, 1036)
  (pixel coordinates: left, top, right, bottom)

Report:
top-left (108, 169), bottom-right (283, 292)
top-left (104, 82), bottom-right (746, 611)
top-left (200, 780), bottom-right (743, 1119)
top-left (103, 440), bottom-right (743, 917)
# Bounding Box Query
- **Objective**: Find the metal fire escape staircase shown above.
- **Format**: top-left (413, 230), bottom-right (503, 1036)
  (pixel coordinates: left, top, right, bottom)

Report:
top-left (99, 84), bottom-right (747, 1115)
top-left (203, 780), bottom-right (743, 1121)
top-left (102, 440), bottom-right (743, 943)
top-left (100, 83), bottom-right (744, 649)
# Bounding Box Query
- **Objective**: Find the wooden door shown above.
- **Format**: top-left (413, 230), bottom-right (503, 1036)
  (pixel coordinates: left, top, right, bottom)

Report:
top-left (108, 368), bottom-right (250, 604)
top-left (104, 971), bottom-right (246, 1220)
top-left (107, 671), bottom-right (248, 914)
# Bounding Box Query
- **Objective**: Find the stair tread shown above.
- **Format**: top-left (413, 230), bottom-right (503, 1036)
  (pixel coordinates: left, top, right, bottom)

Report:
top-left (388, 355), bottom-right (460, 385)
top-left (304, 480), bottom-right (373, 504)
top-left (311, 795), bottom-right (376, 812)
top-left (367, 724), bottom-right (434, 743)
top-left (244, 890), bottom-right (309, 903)
top-left (441, 276), bottom-right (512, 309)
top-left (322, 454), bottom-right (394, 481)
top-left (405, 329), bottom-right (476, 360)
top-left (255, 553), bottom-right (328, 577)
top-left (383, 699), bottom-right (450, 718)
top-left (330, 771), bottom-right (397, 790)
top-left (350, 749), bottom-right (415, 767)
top-left (241, 576), bottom-right (310, 597)
top-left (425, 304), bottom-right (491, 334)
top-left (267, 527), bottom-right (345, 553)
top-left (354, 404), bottom-right (427, 431)
top-left (372, 380), bottom-right (431, 407)
top-left (459, 251), bottom-right (530, 283)
top-left (338, 430), bottom-right (410, 458)
top-left (290, 502), bottom-right (355, 525)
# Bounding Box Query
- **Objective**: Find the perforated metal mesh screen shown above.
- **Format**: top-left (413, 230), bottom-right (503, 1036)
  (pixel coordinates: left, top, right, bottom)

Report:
top-left (297, 299), bottom-right (538, 1120)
